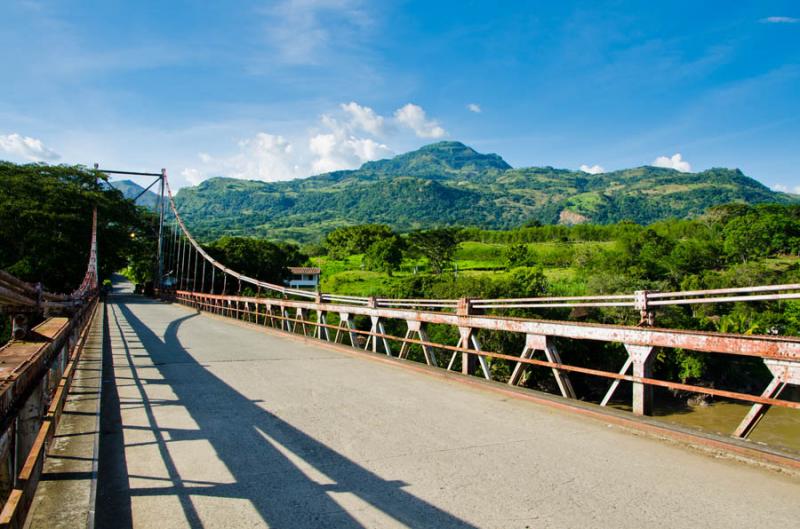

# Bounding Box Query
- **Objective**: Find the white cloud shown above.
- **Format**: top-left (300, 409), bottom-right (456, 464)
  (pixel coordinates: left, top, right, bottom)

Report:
top-left (580, 164), bottom-right (605, 174)
top-left (761, 16), bottom-right (798, 24)
top-left (394, 103), bottom-right (446, 138)
top-left (467, 103), bottom-right (482, 113)
top-left (340, 101), bottom-right (385, 135)
top-left (0, 133), bottom-right (60, 162)
top-left (652, 153), bottom-right (692, 172)
top-left (189, 133), bottom-right (301, 183)
top-left (182, 99), bottom-right (449, 184)
top-left (773, 184), bottom-right (800, 194)
top-left (181, 168), bottom-right (203, 185)
top-left (309, 114), bottom-right (391, 173)
top-left (185, 102), bottom-right (396, 183)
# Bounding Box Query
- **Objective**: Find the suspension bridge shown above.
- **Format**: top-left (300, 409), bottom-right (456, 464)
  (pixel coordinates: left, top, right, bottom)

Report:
top-left (0, 169), bottom-right (798, 528)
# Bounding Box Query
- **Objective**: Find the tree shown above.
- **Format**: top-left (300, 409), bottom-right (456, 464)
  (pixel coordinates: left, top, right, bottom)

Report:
top-left (509, 266), bottom-right (548, 297)
top-left (504, 243), bottom-right (535, 268)
top-left (723, 211), bottom-right (800, 263)
top-left (325, 224), bottom-right (395, 260)
top-left (206, 236), bottom-right (308, 291)
top-left (666, 239), bottom-right (721, 284)
top-left (616, 228), bottom-right (674, 280)
top-left (0, 162), bottom-right (148, 292)
top-left (363, 236), bottom-right (404, 275)
top-left (407, 228), bottom-right (462, 274)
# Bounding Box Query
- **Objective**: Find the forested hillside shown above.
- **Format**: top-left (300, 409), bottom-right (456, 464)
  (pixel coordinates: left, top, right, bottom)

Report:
top-left (172, 141), bottom-right (794, 243)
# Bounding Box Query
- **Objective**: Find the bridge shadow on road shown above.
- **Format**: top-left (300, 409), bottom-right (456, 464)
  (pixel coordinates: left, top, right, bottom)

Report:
top-left (96, 295), bottom-right (478, 529)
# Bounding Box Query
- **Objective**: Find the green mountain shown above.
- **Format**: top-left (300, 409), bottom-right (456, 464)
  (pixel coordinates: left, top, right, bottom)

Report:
top-left (173, 141), bottom-right (794, 243)
top-left (110, 179), bottom-right (159, 209)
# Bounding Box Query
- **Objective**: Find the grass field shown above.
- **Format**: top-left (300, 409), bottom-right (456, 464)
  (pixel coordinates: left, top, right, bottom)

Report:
top-left (310, 239), bottom-right (610, 297)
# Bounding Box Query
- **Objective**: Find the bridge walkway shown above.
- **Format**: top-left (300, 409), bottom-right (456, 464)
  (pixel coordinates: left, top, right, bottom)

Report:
top-left (94, 282), bottom-right (799, 529)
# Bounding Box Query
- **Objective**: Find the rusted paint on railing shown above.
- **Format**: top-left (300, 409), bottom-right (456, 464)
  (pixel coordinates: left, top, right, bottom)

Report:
top-left (0, 298), bottom-right (97, 529)
top-left (176, 291), bottom-right (800, 361)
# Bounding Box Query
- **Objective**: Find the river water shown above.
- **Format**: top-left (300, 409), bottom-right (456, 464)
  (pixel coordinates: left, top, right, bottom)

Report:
top-left (655, 399), bottom-right (800, 454)
top-left (605, 386), bottom-right (799, 454)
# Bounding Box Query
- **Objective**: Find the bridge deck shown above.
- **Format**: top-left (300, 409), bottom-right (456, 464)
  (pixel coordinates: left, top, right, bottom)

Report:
top-left (94, 284), bottom-right (799, 529)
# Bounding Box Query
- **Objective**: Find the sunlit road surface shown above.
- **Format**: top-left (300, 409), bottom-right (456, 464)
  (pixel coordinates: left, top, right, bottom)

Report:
top-left (95, 281), bottom-right (799, 529)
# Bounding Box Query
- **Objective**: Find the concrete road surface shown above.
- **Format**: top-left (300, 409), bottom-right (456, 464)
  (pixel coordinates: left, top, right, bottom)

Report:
top-left (95, 280), bottom-right (799, 529)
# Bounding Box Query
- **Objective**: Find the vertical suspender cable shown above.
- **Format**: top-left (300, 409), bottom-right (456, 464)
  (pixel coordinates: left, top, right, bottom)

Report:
top-left (180, 236), bottom-right (187, 290)
top-left (165, 225), bottom-right (171, 278)
top-left (172, 220), bottom-right (179, 277)
top-left (182, 237), bottom-right (189, 290)
top-left (176, 235), bottom-right (182, 289)
top-left (188, 245), bottom-right (194, 291)
top-left (176, 235), bottom-right (182, 288)
top-left (193, 246), bottom-right (199, 292)
top-left (186, 244), bottom-right (191, 291)
top-left (175, 234), bottom-right (183, 290)
top-left (201, 258), bottom-right (206, 293)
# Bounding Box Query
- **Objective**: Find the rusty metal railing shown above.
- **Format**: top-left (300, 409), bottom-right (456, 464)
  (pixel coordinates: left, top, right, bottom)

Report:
top-left (0, 298), bottom-right (98, 529)
top-left (173, 290), bottom-right (800, 444)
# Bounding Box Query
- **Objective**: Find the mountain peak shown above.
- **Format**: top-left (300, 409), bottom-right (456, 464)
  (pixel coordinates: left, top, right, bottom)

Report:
top-left (108, 179), bottom-right (159, 208)
top-left (360, 141), bottom-right (511, 177)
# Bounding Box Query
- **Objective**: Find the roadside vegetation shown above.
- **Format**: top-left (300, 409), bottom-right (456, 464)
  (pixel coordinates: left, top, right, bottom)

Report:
top-left (295, 204), bottom-right (800, 398)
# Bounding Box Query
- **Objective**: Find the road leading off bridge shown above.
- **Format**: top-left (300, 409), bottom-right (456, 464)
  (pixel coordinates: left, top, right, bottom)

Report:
top-left (1, 168), bottom-right (799, 528)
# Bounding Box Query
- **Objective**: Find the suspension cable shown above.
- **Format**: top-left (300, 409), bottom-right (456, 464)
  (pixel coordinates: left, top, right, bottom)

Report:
top-left (162, 172), bottom-right (318, 300)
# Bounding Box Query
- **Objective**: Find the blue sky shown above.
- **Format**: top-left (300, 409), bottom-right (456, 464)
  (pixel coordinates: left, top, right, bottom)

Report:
top-left (1, 1), bottom-right (798, 190)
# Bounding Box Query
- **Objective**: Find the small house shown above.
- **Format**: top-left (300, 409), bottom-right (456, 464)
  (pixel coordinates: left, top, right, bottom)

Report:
top-left (286, 267), bottom-right (321, 290)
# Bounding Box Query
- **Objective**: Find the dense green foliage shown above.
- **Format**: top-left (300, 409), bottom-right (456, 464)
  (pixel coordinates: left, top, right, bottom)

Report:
top-left (325, 224), bottom-right (395, 260)
top-left (407, 228), bottom-right (462, 274)
top-left (172, 141), bottom-right (794, 243)
top-left (0, 162), bottom-right (155, 292)
top-left (202, 236), bottom-right (308, 292)
top-left (363, 236), bottom-right (404, 275)
top-left (504, 243), bottom-right (536, 268)
top-left (311, 204), bottom-right (800, 395)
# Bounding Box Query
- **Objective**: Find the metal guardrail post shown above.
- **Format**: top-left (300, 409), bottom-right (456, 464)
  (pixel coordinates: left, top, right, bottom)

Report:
top-left (634, 290), bottom-right (654, 326)
top-left (626, 344), bottom-right (656, 415)
top-left (451, 298), bottom-right (491, 379)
